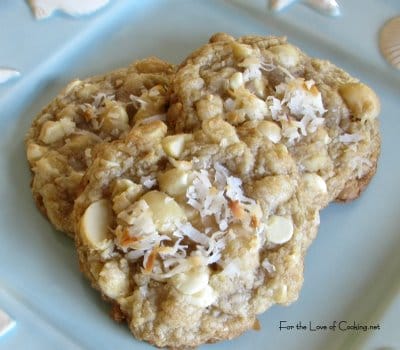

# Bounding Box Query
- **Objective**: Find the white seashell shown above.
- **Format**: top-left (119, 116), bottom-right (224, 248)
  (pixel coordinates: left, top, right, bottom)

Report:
top-left (0, 68), bottom-right (20, 84)
top-left (269, 0), bottom-right (297, 11)
top-left (304, 0), bottom-right (340, 16)
top-left (0, 309), bottom-right (16, 336)
top-left (28, 0), bottom-right (110, 20)
top-left (268, 0), bottom-right (341, 16)
top-left (379, 16), bottom-right (400, 70)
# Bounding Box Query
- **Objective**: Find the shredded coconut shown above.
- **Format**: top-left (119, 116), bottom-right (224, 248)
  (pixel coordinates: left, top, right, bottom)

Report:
top-left (137, 113), bottom-right (167, 125)
top-left (239, 56), bottom-right (275, 82)
top-left (115, 199), bottom-right (169, 252)
top-left (349, 156), bottom-right (373, 178)
top-left (92, 92), bottom-right (115, 108)
top-left (129, 94), bottom-right (148, 108)
top-left (267, 96), bottom-right (284, 121)
top-left (116, 164), bottom-right (260, 280)
top-left (196, 231), bottom-right (226, 264)
top-left (187, 168), bottom-right (228, 230)
top-left (261, 258), bottom-right (276, 274)
top-left (338, 133), bottom-right (362, 143)
top-left (140, 175), bottom-right (157, 189)
top-left (187, 164), bottom-right (258, 231)
top-left (270, 78), bottom-right (326, 143)
top-left (176, 222), bottom-right (209, 246)
top-left (276, 78), bottom-right (326, 119)
top-left (280, 119), bottom-right (301, 143)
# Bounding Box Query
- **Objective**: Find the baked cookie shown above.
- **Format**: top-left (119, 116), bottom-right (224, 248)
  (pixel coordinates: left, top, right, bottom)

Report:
top-left (25, 57), bottom-right (175, 236)
top-left (73, 120), bottom-right (327, 348)
top-left (168, 33), bottom-right (381, 204)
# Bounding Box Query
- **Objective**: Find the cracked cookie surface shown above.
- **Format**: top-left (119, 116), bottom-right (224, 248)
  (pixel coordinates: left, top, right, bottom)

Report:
top-left (26, 57), bottom-right (175, 236)
top-left (73, 120), bottom-right (326, 348)
top-left (167, 33), bottom-right (381, 205)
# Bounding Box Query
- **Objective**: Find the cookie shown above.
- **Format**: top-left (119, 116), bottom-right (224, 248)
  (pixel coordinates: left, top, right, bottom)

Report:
top-left (25, 57), bottom-right (175, 236)
top-left (167, 33), bottom-right (381, 205)
top-left (73, 120), bottom-right (326, 347)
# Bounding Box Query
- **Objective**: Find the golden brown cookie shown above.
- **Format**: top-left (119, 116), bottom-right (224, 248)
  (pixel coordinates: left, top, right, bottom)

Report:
top-left (73, 120), bottom-right (326, 348)
top-left (167, 33), bottom-right (381, 205)
top-left (25, 57), bottom-right (175, 236)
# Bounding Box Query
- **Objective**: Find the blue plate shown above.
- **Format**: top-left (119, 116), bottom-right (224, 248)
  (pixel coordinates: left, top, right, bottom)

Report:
top-left (0, 0), bottom-right (399, 348)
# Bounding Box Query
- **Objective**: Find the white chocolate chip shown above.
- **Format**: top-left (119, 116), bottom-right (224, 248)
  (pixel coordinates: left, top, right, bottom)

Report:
top-left (66, 133), bottom-right (97, 152)
top-left (140, 191), bottom-right (186, 231)
top-left (101, 102), bottom-right (129, 133)
top-left (39, 117), bottom-right (75, 144)
top-left (80, 199), bottom-right (112, 248)
top-left (266, 215), bottom-right (294, 244)
top-left (302, 154), bottom-right (329, 172)
top-left (112, 180), bottom-right (144, 214)
top-left (98, 260), bottom-right (129, 299)
top-left (171, 267), bottom-right (209, 295)
top-left (338, 82), bottom-right (380, 122)
top-left (26, 143), bottom-right (48, 164)
top-left (251, 78), bottom-right (266, 99)
top-left (162, 134), bottom-right (192, 158)
top-left (187, 285), bottom-right (217, 307)
top-left (34, 157), bottom-right (61, 178)
top-left (117, 199), bottom-right (152, 226)
top-left (171, 266), bottom-right (217, 308)
top-left (168, 158), bottom-right (193, 171)
top-left (112, 178), bottom-right (137, 196)
top-left (302, 173), bottom-right (327, 194)
top-left (269, 44), bottom-right (300, 68)
top-left (195, 95), bottom-right (223, 121)
top-left (231, 42), bottom-right (253, 61)
top-left (258, 120), bottom-right (282, 143)
top-left (158, 168), bottom-right (190, 197)
top-left (229, 72), bottom-right (244, 90)
top-left (273, 284), bottom-right (288, 303)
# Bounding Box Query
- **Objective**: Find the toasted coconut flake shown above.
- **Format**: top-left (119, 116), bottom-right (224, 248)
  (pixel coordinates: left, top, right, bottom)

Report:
top-left (250, 215), bottom-right (260, 229)
top-left (120, 230), bottom-right (140, 246)
top-left (143, 248), bottom-right (158, 273)
top-left (229, 200), bottom-right (245, 220)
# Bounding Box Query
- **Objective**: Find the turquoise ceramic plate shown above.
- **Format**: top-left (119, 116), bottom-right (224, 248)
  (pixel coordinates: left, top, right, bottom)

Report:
top-left (0, 0), bottom-right (399, 348)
